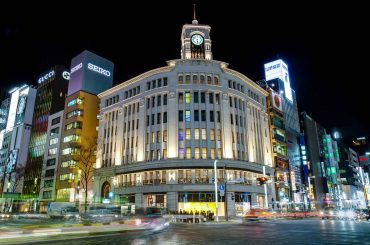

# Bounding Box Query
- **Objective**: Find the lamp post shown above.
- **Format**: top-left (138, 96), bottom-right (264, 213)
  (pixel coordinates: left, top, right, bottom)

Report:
top-left (214, 160), bottom-right (218, 222)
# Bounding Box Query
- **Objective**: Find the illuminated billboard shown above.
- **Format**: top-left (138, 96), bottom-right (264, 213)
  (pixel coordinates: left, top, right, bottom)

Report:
top-left (14, 86), bottom-right (30, 126)
top-left (68, 50), bottom-right (114, 96)
top-left (264, 59), bottom-right (293, 102)
top-left (270, 90), bottom-right (282, 112)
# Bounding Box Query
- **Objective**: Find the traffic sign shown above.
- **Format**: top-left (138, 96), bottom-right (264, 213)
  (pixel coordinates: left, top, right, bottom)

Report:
top-left (219, 184), bottom-right (225, 191)
top-left (220, 190), bottom-right (225, 196)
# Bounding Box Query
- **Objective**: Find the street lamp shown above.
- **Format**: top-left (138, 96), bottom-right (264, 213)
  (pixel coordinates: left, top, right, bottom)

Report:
top-left (214, 160), bottom-right (218, 222)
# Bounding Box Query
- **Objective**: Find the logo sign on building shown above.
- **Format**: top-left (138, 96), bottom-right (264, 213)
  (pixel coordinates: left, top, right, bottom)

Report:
top-left (270, 90), bottom-right (282, 112)
top-left (62, 71), bottom-right (70, 80)
top-left (264, 59), bottom-right (293, 102)
top-left (38, 70), bottom-right (55, 84)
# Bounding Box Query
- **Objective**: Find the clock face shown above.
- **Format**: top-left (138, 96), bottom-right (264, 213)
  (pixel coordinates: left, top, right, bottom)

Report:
top-left (191, 34), bottom-right (204, 46)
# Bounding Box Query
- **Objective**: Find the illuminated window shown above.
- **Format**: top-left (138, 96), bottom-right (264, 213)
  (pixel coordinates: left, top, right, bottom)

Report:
top-left (61, 160), bottom-right (76, 168)
top-left (210, 129), bottom-right (215, 141)
top-left (218, 148), bottom-right (222, 159)
top-left (152, 132), bottom-right (155, 143)
top-left (48, 148), bottom-right (57, 156)
top-left (217, 129), bottom-right (221, 141)
top-left (62, 148), bottom-right (78, 155)
top-left (185, 110), bottom-right (191, 122)
top-left (202, 148), bottom-right (207, 159)
top-left (186, 147), bottom-right (191, 159)
top-left (59, 173), bottom-right (75, 181)
top-left (179, 148), bottom-right (184, 159)
top-left (211, 149), bottom-right (215, 159)
top-left (56, 188), bottom-right (72, 200)
top-left (157, 131), bottom-right (161, 143)
top-left (163, 149), bottom-right (167, 159)
top-left (185, 92), bottom-right (191, 103)
top-left (195, 147), bottom-right (200, 159)
top-left (186, 129), bottom-right (191, 140)
top-left (202, 129), bottom-right (207, 140)
top-left (163, 130), bottom-right (167, 142)
top-left (63, 134), bottom-right (80, 143)
top-left (66, 110), bottom-right (82, 119)
top-left (49, 138), bottom-right (58, 145)
top-left (195, 128), bottom-right (200, 140)
top-left (179, 129), bottom-right (184, 141)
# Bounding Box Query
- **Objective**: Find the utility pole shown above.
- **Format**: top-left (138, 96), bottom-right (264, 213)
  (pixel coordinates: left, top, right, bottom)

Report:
top-left (224, 164), bottom-right (228, 221)
top-left (214, 160), bottom-right (218, 222)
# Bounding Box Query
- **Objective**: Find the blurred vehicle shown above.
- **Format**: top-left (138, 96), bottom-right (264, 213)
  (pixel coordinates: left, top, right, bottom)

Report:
top-left (320, 206), bottom-right (337, 219)
top-left (244, 208), bottom-right (275, 219)
top-left (47, 202), bottom-right (77, 218)
top-left (82, 205), bottom-right (121, 223)
top-left (336, 209), bottom-right (355, 220)
top-left (62, 206), bottom-right (80, 220)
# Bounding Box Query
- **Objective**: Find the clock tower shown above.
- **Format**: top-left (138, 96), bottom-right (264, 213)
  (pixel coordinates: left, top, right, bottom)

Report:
top-left (181, 11), bottom-right (212, 60)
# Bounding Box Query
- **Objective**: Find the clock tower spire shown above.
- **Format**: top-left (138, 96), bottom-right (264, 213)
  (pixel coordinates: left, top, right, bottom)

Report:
top-left (181, 6), bottom-right (212, 60)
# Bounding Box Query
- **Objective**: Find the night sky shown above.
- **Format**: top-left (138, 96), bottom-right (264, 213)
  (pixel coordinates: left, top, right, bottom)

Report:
top-left (0, 2), bottom-right (369, 143)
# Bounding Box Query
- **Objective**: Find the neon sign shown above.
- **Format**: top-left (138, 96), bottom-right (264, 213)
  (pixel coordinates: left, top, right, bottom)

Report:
top-left (38, 70), bottom-right (55, 84)
top-left (71, 63), bottom-right (83, 73)
top-left (87, 63), bottom-right (111, 77)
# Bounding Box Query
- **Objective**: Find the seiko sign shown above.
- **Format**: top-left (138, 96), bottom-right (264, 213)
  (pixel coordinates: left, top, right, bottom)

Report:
top-left (87, 63), bottom-right (111, 77)
top-left (38, 70), bottom-right (55, 84)
top-left (71, 63), bottom-right (83, 74)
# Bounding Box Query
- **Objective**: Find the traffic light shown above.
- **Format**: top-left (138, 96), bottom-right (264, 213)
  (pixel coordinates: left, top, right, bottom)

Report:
top-left (257, 176), bottom-right (268, 185)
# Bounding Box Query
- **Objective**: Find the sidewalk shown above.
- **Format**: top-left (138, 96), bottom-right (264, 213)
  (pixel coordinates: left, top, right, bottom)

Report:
top-left (0, 219), bottom-right (158, 244)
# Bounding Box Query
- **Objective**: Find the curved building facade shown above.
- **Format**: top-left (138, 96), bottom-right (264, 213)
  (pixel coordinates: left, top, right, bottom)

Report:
top-left (94, 19), bottom-right (274, 217)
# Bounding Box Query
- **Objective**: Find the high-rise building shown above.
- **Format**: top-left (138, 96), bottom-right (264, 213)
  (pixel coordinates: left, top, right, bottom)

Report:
top-left (21, 66), bottom-right (70, 211)
top-left (0, 85), bottom-right (36, 212)
top-left (93, 17), bottom-right (274, 218)
top-left (266, 88), bottom-right (289, 208)
top-left (301, 112), bottom-right (330, 209)
top-left (264, 59), bottom-right (304, 208)
top-left (55, 51), bottom-right (113, 206)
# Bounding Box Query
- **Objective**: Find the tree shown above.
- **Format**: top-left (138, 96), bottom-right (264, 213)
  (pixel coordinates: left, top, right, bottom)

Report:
top-left (4, 165), bottom-right (25, 213)
top-left (70, 136), bottom-right (97, 212)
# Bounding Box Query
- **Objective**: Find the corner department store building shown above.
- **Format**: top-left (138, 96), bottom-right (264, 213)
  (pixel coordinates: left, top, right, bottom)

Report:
top-left (94, 18), bottom-right (275, 217)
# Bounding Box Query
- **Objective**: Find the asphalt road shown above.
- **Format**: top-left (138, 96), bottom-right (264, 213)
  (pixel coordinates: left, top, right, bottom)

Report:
top-left (22, 219), bottom-right (370, 245)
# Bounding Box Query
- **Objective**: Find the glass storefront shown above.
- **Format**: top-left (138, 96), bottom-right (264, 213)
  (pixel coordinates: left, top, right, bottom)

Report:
top-left (144, 194), bottom-right (167, 208)
top-left (178, 192), bottom-right (225, 216)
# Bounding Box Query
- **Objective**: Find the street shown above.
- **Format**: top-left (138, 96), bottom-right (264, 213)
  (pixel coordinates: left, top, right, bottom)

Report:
top-left (20, 219), bottom-right (370, 245)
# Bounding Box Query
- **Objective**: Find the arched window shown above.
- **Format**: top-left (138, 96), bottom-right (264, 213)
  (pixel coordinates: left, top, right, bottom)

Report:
top-left (178, 75), bottom-right (183, 84)
top-left (101, 181), bottom-right (111, 200)
top-left (214, 76), bottom-right (219, 85)
top-left (185, 75), bottom-right (191, 84)
top-left (200, 75), bottom-right (205, 84)
top-left (207, 75), bottom-right (212, 84)
top-left (193, 74), bottom-right (198, 83)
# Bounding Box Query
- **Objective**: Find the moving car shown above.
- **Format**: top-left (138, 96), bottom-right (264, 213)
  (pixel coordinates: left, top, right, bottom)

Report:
top-left (320, 207), bottom-right (337, 219)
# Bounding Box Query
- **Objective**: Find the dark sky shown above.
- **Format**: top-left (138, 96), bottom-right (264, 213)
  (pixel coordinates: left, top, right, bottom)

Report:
top-left (0, 2), bottom-right (369, 142)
